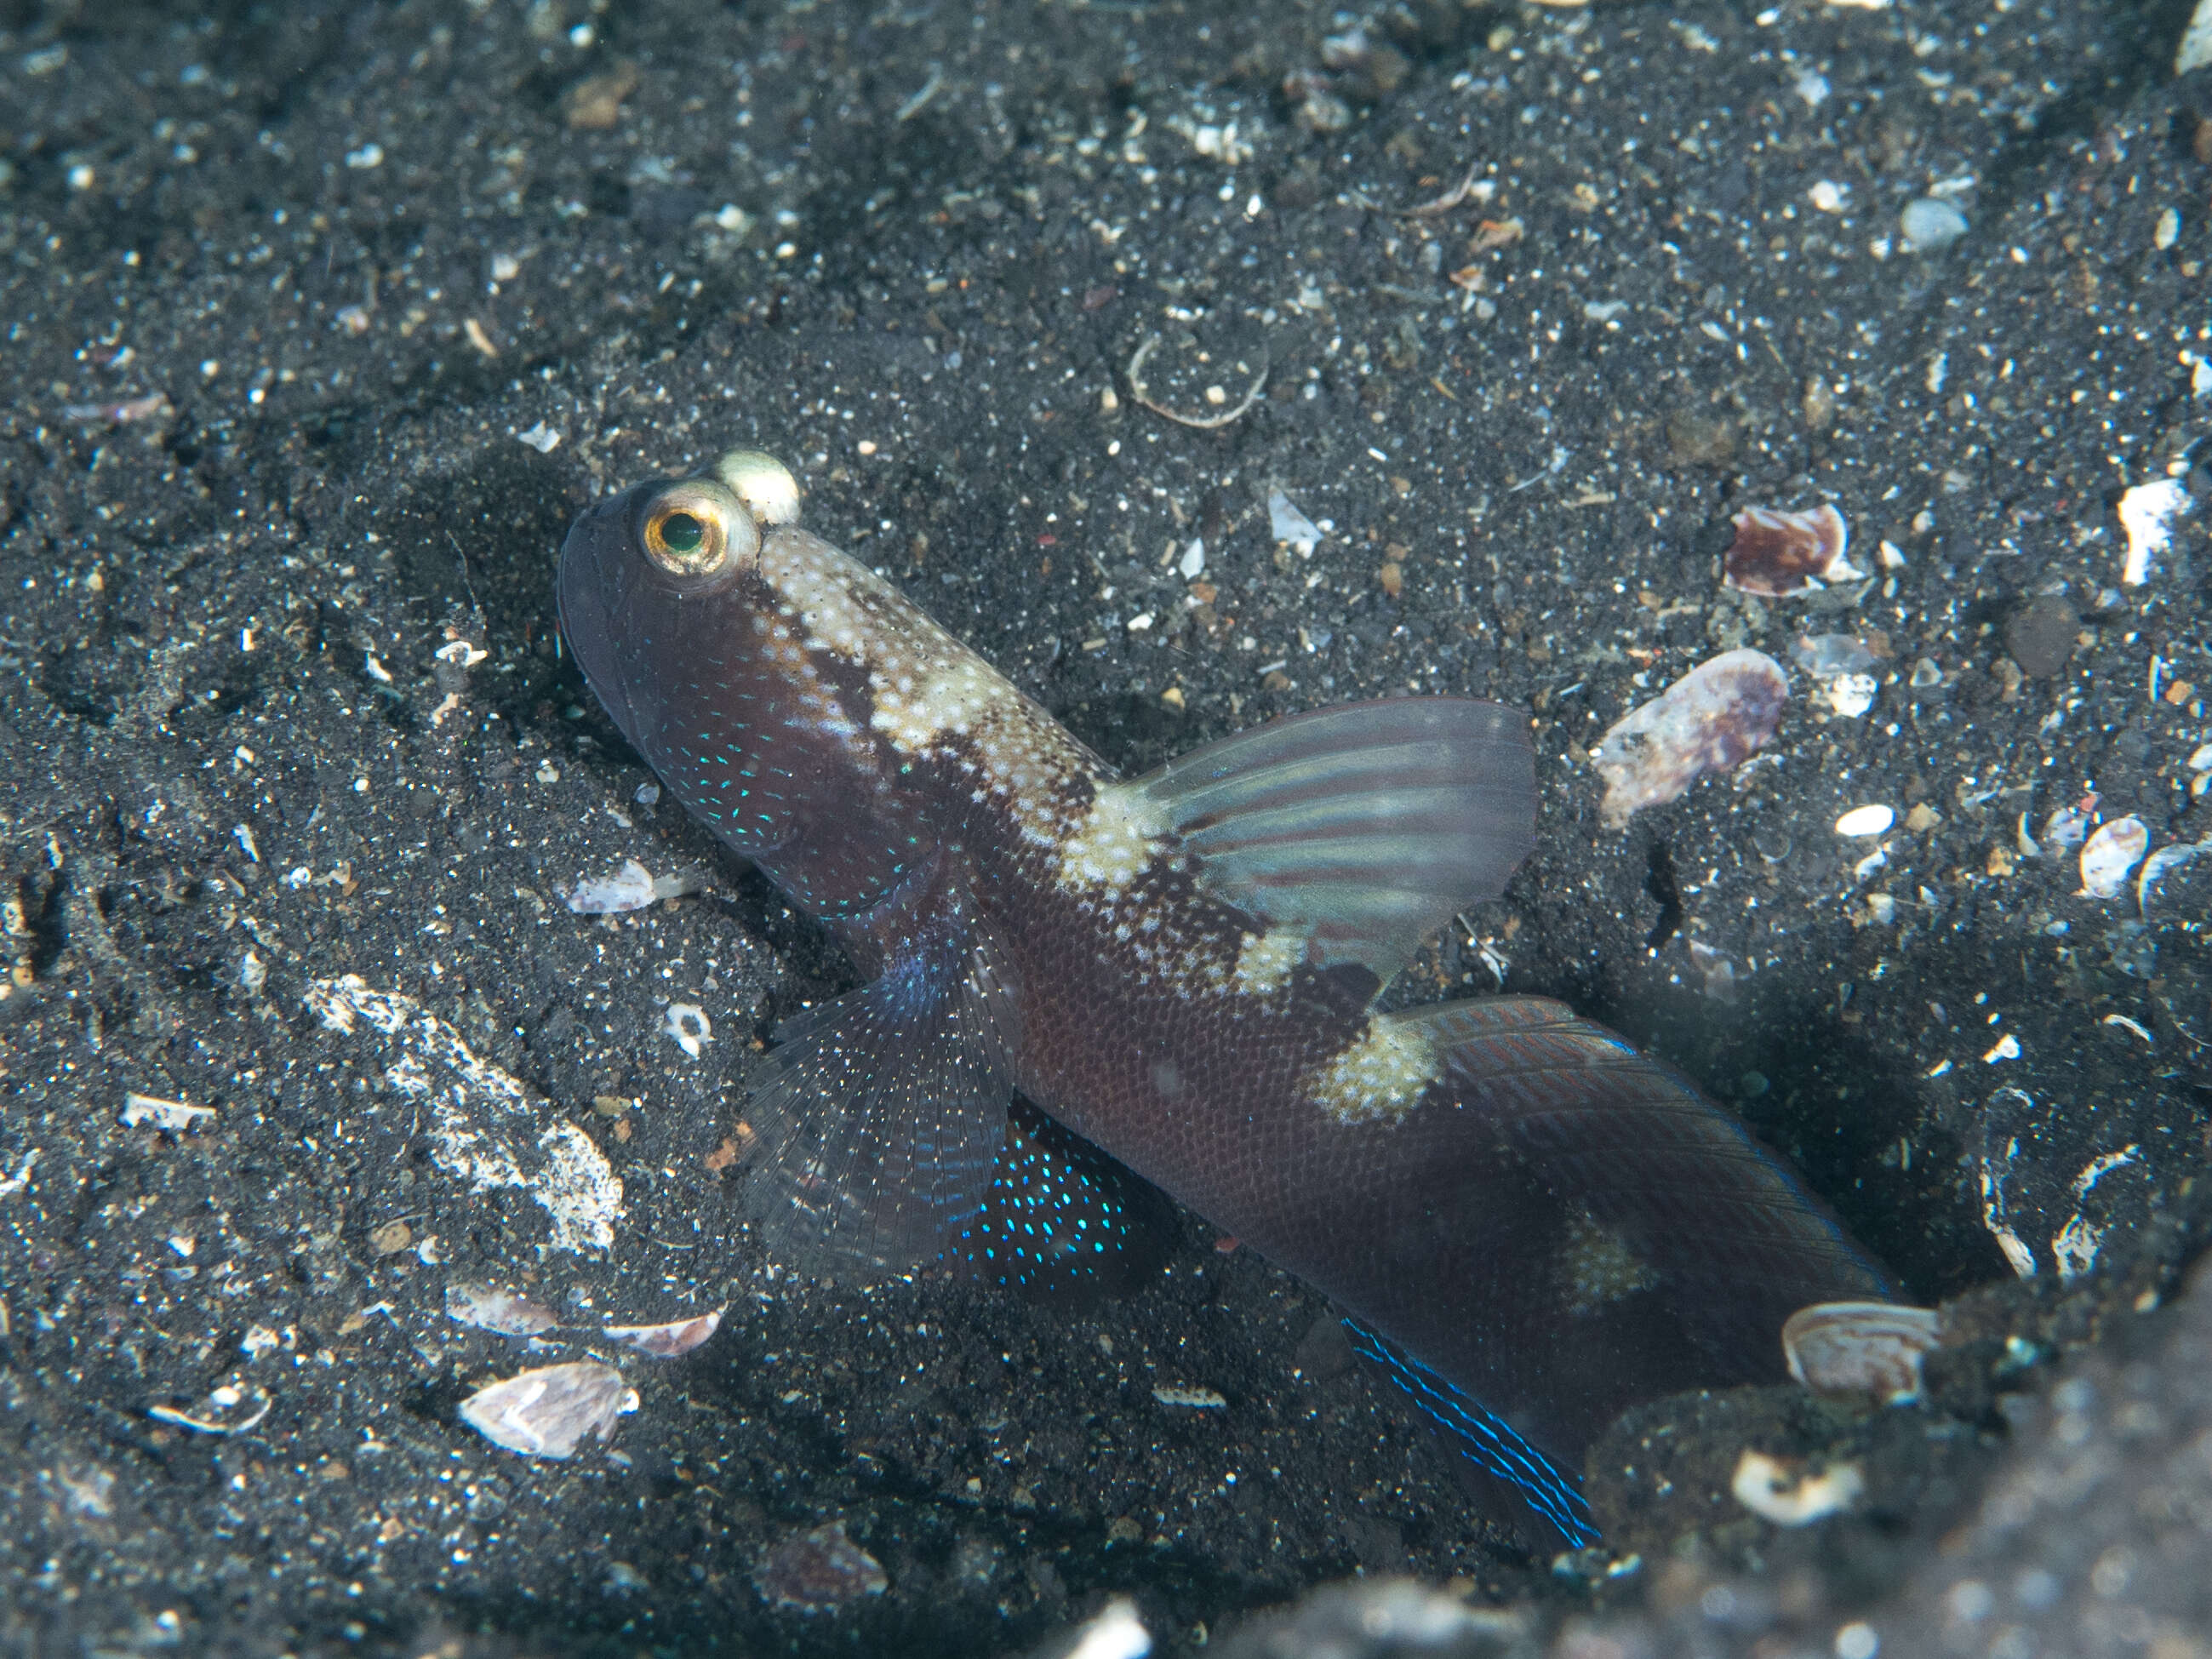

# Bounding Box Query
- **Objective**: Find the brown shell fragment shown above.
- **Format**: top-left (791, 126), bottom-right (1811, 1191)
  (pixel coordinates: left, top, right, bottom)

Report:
top-left (1723, 503), bottom-right (1855, 598)
top-left (754, 1520), bottom-right (889, 1613)
top-left (1592, 649), bottom-right (1789, 828)
top-left (1782, 1300), bottom-right (1944, 1401)
top-left (458, 1361), bottom-right (637, 1460)
top-left (602, 1307), bottom-right (723, 1359)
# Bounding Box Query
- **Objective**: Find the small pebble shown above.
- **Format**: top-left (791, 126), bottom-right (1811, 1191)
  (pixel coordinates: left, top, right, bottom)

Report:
top-left (755, 1521), bottom-right (889, 1614)
top-left (2003, 595), bottom-right (2077, 678)
top-left (1791, 634), bottom-right (1878, 678)
top-left (1835, 804), bottom-right (1895, 838)
top-left (1731, 1450), bottom-right (1864, 1525)
top-left (446, 1282), bottom-right (559, 1337)
top-left (1826, 674), bottom-right (1878, 718)
top-left (1899, 197), bottom-right (1969, 252)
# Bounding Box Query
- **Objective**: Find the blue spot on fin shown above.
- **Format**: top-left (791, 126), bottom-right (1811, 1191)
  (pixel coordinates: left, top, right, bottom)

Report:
top-left (1345, 1318), bottom-right (1598, 1550)
top-left (948, 1100), bottom-right (1171, 1310)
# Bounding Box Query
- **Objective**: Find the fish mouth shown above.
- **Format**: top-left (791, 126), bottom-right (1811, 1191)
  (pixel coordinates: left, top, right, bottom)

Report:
top-left (556, 489), bottom-right (651, 747)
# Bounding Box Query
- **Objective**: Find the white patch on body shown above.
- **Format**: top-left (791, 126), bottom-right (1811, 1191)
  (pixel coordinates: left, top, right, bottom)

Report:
top-left (1560, 1208), bottom-right (1657, 1314)
top-left (759, 527), bottom-right (1105, 850)
top-left (1304, 1013), bottom-right (1440, 1125)
top-left (1232, 929), bottom-right (1303, 995)
top-left (1056, 784), bottom-right (1169, 895)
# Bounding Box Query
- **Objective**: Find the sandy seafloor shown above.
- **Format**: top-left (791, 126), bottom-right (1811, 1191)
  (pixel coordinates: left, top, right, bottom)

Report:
top-left (1, 0), bottom-right (2209, 1653)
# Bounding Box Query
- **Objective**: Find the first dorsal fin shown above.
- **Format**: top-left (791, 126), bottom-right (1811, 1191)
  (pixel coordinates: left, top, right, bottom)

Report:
top-left (1134, 698), bottom-right (1535, 985)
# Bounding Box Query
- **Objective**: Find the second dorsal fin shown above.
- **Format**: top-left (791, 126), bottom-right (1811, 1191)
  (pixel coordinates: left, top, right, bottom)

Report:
top-left (1135, 698), bottom-right (1536, 986)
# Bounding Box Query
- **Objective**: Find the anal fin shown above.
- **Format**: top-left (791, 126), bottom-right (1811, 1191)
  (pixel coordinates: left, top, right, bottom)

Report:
top-left (1345, 1318), bottom-right (1598, 1551)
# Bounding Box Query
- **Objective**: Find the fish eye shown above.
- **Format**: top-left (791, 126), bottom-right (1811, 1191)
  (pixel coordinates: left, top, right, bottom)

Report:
top-left (639, 480), bottom-right (757, 579)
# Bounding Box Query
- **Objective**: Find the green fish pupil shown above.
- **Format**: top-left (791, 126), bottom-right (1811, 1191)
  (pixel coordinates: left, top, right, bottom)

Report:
top-left (661, 512), bottom-right (704, 553)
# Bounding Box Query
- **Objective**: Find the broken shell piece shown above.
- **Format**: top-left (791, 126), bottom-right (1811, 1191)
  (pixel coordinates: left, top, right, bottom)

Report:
top-left (563, 858), bottom-right (701, 914)
top-left (1729, 1450), bottom-right (1864, 1526)
top-left (2139, 835), bottom-right (2212, 916)
top-left (148, 1380), bottom-right (274, 1436)
top-left (1266, 487), bottom-right (1323, 554)
top-left (2117, 478), bottom-right (2189, 587)
top-left (755, 1521), bottom-right (889, 1613)
top-left (458, 1361), bottom-right (637, 1459)
top-left (2043, 805), bottom-right (2092, 849)
top-left (1592, 649), bottom-right (1788, 828)
top-left (1835, 804), bottom-right (1895, 838)
top-left (1790, 633), bottom-right (1879, 678)
top-left (445, 1281), bottom-right (559, 1338)
top-left (2078, 816), bottom-right (2148, 900)
top-left (603, 1307), bottom-right (723, 1359)
top-left (1723, 504), bottom-right (1860, 598)
top-left (1826, 673), bottom-right (1878, 718)
top-left (1782, 1301), bottom-right (1943, 1401)
top-left (121, 1092), bottom-right (215, 1131)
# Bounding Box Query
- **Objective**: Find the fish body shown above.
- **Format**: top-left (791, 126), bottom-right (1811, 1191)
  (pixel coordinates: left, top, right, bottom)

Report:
top-left (557, 451), bottom-right (1897, 1547)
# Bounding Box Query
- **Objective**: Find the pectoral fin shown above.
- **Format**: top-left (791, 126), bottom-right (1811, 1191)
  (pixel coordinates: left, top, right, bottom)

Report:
top-left (1136, 698), bottom-right (1535, 986)
top-left (739, 913), bottom-right (1017, 1277)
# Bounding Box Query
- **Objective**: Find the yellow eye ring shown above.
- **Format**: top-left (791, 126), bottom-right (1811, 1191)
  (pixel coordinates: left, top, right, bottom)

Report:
top-left (639, 480), bottom-right (754, 578)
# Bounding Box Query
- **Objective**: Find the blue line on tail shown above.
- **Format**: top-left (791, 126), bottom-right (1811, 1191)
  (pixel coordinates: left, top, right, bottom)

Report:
top-left (1345, 1319), bottom-right (1598, 1549)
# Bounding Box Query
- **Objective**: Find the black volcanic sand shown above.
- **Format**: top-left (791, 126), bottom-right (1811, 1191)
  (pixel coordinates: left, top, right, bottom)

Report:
top-left (1, 2), bottom-right (2207, 1655)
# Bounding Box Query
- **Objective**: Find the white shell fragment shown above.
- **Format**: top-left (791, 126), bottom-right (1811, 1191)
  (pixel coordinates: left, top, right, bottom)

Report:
top-left (445, 1281), bottom-right (559, 1337)
top-left (2118, 478), bottom-right (2190, 586)
top-left (1782, 1301), bottom-right (1943, 1402)
top-left (1056, 1599), bottom-right (1152, 1659)
top-left (603, 1307), bottom-right (724, 1359)
top-left (121, 1092), bottom-right (214, 1131)
top-left (459, 1361), bottom-right (638, 1459)
top-left (663, 1002), bottom-right (712, 1058)
top-left (1592, 649), bottom-right (1789, 828)
top-left (1266, 487), bottom-right (1323, 554)
top-left (2182, 0), bottom-right (2212, 74)
top-left (306, 976), bottom-right (624, 1256)
top-left (715, 449), bottom-right (803, 527)
top-left (563, 857), bottom-right (701, 914)
top-left (1835, 804), bottom-right (1895, 838)
top-left (2078, 816), bottom-right (2149, 900)
top-left (1826, 673), bottom-right (1878, 718)
top-left (1151, 1385), bottom-right (1228, 1409)
top-left (148, 1381), bottom-right (274, 1436)
top-left (1730, 1450), bottom-right (1865, 1526)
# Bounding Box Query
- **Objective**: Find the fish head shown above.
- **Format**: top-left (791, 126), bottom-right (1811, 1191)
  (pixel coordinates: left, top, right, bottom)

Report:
top-left (557, 449), bottom-right (802, 735)
top-left (558, 450), bottom-right (850, 855)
